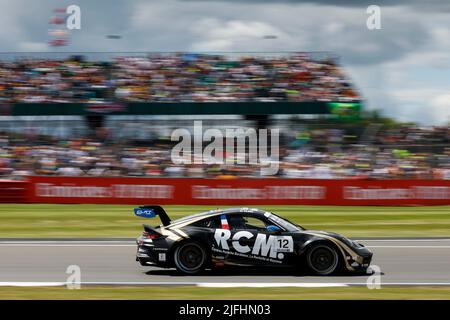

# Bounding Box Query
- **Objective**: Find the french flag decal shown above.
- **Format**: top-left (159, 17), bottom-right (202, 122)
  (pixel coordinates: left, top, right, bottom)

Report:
top-left (220, 214), bottom-right (229, 230)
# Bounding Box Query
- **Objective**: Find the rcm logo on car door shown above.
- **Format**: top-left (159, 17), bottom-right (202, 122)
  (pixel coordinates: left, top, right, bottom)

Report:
top-left (213, 213), bottom-right (294, 262)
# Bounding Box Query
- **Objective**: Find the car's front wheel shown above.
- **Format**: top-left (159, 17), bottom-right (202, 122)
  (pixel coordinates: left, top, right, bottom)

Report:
top-left (306, 243), bottom-right (340, 275)
top-left (173, 240), bottom-right (208, 275)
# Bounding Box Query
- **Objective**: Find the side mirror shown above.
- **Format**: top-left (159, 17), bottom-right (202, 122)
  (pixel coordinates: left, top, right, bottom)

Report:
top-left (266, 225), bottom-right (282, 234)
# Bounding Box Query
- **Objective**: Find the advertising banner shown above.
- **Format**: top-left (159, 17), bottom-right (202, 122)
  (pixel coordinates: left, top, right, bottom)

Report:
top-left (27, 176), bottom-right (450, 206)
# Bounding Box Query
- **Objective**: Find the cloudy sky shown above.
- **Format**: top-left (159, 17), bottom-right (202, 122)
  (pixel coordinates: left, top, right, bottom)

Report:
top-left (0, 0), bottom-right (449, 125)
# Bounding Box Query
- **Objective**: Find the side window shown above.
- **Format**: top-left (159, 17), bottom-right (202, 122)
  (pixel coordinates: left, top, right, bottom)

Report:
top-left (245, 216), bottom-right (269, 231)
top-left (228, 214), bottom-right (269, 231)
top-left (190, 216), bottom-right (221, 229)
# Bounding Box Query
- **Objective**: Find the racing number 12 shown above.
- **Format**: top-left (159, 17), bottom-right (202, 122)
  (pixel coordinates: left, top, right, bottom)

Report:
top-left (278, 238), bottom-right (289, 249)
top-left (275, 236), bottom-right (293, 252)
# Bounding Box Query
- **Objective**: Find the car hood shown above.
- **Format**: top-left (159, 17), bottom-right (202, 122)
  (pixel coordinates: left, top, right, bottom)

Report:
top-left (302, 229), bottom-right (343, 238)
top-left (301, 229), bottom-right (353, 244)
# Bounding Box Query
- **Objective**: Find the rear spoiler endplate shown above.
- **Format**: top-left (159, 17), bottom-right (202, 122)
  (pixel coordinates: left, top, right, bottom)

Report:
top-left (134, 205), bottom-right (171, 226)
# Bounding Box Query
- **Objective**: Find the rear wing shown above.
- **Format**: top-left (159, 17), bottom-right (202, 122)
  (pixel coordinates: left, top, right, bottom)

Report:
top-left (134, 205), bottom-right (171, 226)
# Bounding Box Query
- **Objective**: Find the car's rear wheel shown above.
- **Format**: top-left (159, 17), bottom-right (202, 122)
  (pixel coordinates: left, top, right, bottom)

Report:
top-left (306, 243), bottom-right (339, 276)
top-left (174, 241), bottom-right (208, 275)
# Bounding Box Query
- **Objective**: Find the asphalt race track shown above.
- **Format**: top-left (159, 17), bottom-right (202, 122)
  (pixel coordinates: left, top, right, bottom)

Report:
top-left (0, 239), bottom-right (450, 286)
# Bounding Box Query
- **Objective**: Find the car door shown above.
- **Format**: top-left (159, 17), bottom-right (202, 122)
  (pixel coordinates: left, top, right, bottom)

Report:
top-left (225, 213), bottom-right (290, 267)
top-left (185, 214), bottom-right (243, 266)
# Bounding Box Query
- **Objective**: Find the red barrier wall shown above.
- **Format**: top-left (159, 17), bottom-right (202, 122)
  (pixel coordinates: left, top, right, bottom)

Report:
top-left (27, 176), bottom-right (450, 206)
top-left (0, 180), bottom-right (29, 203)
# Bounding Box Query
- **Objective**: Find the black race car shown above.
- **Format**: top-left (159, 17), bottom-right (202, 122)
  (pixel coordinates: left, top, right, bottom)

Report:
top-left (135, 206), bottom-right (372, 275)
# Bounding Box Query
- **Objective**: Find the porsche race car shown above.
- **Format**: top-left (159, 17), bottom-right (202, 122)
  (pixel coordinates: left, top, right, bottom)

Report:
top-left (135, 206), bottom-right (373, 275)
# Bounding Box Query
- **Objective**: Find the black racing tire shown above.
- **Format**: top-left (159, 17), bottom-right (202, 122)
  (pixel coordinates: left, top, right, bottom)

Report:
top-left (173, 240), bottom-right (208, 275)
top-left (306, 242), bottom-right (340, 276)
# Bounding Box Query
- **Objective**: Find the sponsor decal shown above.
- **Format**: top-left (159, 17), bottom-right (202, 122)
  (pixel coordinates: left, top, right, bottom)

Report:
top-left (134, 208), bottom-right (156, 218)
top-left (344, 186), bottom-right (450, 200)
top-left (158, 253), bottom-right (166, 262)
top-left (192, 185), bottom-right (325, 200)
top-left (35, 183), bottom-right (173, 199)
top-left (274, 236), bottom-right (294, 253)
top-left (213, 229), bottom-right (293, 261)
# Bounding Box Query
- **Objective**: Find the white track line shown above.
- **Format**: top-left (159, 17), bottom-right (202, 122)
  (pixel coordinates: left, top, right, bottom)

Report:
top-left (198, 282), bottom-right (450, 287)
top-left (197, 283), bottom-right (349, 288)
top-left (1, 282), bottom-right (349, 288)
top-left (0, 282), bottom-right (197, 287)
top-left (1, 282), bottom-right (450, 287)
top-left (0, 282), bottom-right (66, 287)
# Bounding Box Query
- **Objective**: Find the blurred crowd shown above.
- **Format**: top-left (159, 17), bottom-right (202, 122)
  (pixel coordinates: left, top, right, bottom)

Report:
top-left (0, 59), bottom-right (109, 103)
top-left (0, 53), bottom-right (359, 103)
top-left (112, 54), bottom-right (359, 102)
top-left (1, 125), bottom-right (448, 180)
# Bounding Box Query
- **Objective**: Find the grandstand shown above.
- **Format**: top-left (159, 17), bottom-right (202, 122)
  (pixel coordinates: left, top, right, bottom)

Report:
top-left (0, 52), bottom-right (359, 104)
top-left (0, 53), bottom-right (448, 181)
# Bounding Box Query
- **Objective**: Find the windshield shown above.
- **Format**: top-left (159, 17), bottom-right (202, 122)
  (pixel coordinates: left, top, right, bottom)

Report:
top-left (264, 212), bottom-right (304, 232)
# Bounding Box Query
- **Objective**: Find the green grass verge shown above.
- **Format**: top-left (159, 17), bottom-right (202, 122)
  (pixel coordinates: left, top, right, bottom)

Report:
top-left (0, 204), bottom-right (449, 238)
top-left (0, 286), bottom-right (449, 300)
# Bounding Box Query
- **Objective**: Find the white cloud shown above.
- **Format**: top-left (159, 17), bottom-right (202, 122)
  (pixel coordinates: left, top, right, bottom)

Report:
top-left (190, 19), bottom-right (291, 51)
top-left (0, 0), bottom-right (449, 125)
top-left (18, 41), bottom-right (49, 52)
top-left (430, 94), bottom-right (450, 125)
